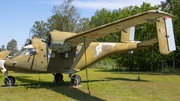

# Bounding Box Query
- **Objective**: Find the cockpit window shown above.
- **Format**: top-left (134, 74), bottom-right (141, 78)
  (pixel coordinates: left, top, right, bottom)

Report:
top-left (9, 48), bottom-right (36, 59)
top-left (23, 49), bottom-right (36, 56)
top-left (9, 48), bottom-right (27, 59)
top-left (18, 49), bottom-right (27, 55)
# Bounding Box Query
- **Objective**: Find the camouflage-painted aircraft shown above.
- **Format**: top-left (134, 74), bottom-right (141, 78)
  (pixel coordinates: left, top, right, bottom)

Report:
top-left (2, 10), bottom-right (176, 86)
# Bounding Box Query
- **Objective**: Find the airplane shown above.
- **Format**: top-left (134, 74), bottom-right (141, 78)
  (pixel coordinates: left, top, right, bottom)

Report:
top-left (1, 10), bottom-right (176, 86)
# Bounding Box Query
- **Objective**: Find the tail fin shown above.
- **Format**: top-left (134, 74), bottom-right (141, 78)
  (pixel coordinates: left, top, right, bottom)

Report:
top-left (156, 16), bottom-right (176, 55)
top-left (121, 26), bottom-right (135, 54)
top-left (121, 26), bottom-right (135, 42)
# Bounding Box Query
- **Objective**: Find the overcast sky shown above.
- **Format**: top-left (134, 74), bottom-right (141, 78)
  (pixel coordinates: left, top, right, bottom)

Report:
top-left (0, 0), bottom-right (165, 50)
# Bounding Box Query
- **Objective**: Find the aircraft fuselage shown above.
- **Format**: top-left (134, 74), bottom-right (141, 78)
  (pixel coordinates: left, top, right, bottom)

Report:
top-left (4, 41), bottom-right (139, 73)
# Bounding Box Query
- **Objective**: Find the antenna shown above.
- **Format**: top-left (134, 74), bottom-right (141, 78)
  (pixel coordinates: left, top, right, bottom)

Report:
top-left (29, 28), bottom-right (31, 43)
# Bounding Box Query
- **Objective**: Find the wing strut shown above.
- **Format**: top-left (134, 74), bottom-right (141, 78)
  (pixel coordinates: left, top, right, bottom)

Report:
top-left (84, 37), bottom-right (91, 95)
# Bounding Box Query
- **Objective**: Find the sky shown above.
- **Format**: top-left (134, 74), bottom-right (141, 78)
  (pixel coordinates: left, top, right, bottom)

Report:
top-left (0, 0), bottom-right (165, 50)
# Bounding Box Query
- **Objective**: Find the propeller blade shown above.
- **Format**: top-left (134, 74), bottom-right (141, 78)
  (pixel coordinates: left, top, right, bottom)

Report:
top-left (47, 23), bottom-right (52, 39)
top-left (41, 31), bottom-right (46, 39)
top-left (45, 22), bottom-right (52, 66)
top-left (46, 43), bottom-right (49, 66)
top-left (28, 28), bottom-right (31, 44)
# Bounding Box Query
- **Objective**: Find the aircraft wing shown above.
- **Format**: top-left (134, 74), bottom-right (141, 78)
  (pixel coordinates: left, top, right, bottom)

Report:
top-left (65, 10), bottom-right (174, 47)
top-left (0, 51), bottom-right (11, 60)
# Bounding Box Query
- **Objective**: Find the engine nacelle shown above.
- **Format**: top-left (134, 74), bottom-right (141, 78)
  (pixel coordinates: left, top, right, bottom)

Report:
top-left (48, 30), bottom-right (77, 52)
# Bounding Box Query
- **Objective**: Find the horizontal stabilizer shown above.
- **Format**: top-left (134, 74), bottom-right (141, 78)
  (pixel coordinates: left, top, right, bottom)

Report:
top-left (137, 37), bottom-right (158, 47)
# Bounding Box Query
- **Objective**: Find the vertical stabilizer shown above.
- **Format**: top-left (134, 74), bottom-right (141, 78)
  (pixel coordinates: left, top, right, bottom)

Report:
top-left (121, 26), bottom-right (135, 54)
top-left (156, 16), bottom-right (176, 55)
top-left (121, 26), bottom-right (135, 42)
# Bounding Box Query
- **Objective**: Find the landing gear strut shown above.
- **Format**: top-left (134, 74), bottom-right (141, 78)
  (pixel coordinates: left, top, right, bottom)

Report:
top-left (69, 74), bottom-right (81, 86)
top-left (53, 73), bottom-right (64, 83)
top-left (4, 71), bottom-right (15, 86)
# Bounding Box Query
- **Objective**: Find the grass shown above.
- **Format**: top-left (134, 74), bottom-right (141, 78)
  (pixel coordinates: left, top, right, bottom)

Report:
top-left (0, 69), bottom-right (180, 101)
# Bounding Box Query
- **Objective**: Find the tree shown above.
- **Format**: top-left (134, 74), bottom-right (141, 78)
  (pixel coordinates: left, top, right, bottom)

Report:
top-left (24, 39), bottom-right (30, 46)
top-left (31, 21), bottom-right (50, 38)
top-left (0, 45), bottom-right (5, 51)
top-left (6, 39), bottom-right (18, 56)
top-left (76, 17), bottom-right (90, 33)
top-left (51, 0), bottom-right (80, 32)
top-left (90, 8), bottom-right (116, 42)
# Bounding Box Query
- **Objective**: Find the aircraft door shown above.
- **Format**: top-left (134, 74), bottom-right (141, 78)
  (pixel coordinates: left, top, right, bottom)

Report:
top-left (33, 46), bottom-right (48, 71)
top-left (23, 49), bottom-right (36, 70)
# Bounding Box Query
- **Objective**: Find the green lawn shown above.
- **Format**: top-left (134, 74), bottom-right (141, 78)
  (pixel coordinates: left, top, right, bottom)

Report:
top-left (0, 69), bottom-right (180, 101)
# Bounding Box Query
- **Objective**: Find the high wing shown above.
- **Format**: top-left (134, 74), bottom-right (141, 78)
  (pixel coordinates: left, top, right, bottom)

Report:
top-left (65, 10), bottom-right (174, 47)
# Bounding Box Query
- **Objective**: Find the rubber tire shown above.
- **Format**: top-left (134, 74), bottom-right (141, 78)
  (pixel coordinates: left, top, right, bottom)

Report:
top-left (4, 76), bottom-right (15, 86)
top-left (54, 73), bottom-right (63, 83)
top-left (71, 74), bottom-right (81, 85)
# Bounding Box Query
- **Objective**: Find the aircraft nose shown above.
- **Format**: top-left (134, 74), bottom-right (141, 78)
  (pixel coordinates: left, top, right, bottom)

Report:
top-left (4, 60), bottom-right (17, 71)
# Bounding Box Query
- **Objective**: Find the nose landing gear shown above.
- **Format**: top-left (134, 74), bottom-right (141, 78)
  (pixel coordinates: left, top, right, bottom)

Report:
top-left (4, 71), bottom-right (15, 86)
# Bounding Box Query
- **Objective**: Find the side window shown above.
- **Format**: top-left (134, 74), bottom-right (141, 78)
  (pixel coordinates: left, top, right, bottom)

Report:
top-left (23, 49), bottom-right (36, 56)
top-left (48, 52), bottom-right (55, 58)
top-left (29, 49), bottom-right (36, 55)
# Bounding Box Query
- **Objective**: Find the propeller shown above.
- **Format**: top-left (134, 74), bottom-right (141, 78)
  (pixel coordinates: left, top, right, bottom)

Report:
top-left (25, 28), bottom-right (31, 46)
top-left (28, 28), bottom-right (31, 44)
top-left (41, 23), bottom-right (52, 66)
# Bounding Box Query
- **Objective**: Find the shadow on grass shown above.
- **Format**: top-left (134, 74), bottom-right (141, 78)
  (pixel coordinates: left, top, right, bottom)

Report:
top-left (105, 77), bottom-right (149, 82)
top-left (81, 77), bottom-right (150, 83)
top-left (95, 69), bottom-right (180, 75)
top-left (13, 76), bottom-right (105, 101)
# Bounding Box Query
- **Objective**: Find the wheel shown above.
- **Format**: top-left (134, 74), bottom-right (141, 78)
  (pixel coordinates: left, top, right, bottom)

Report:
top-left (54, 73), bottom-right (63, 83)
top-left (71, 74), bottom-right (81, 85)
top-left (4, 76), bottom-right (15, 86)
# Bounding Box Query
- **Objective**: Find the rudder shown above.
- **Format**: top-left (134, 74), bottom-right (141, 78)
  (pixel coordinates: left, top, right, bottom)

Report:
top-left (156, 16), bottom-right (176, 55)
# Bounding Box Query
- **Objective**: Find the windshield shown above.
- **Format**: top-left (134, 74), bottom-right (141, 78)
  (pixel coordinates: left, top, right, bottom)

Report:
top-left (18, 49), bottom-right (27, 55)
top-left (10, 48), bottom-right (27, 59)
top-left (10, 48), bottom-right (36, 59)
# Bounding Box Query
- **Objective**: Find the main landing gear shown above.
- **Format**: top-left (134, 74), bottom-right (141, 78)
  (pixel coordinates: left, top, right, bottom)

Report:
top-left (69, 74), bottom-right (81, 86)
top-left (53, 73), bottom-right (81, 86)
top-left (4, 71), bottom-right (15, 86)
top-left (53, 73), bottom-right (64, 83)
